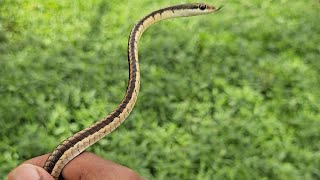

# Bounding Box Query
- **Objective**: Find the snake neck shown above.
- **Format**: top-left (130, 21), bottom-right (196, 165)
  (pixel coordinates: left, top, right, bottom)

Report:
top-left (126, 5), bottom-right (195, 103)
top-left (128, 4), bottom-right (200, 62)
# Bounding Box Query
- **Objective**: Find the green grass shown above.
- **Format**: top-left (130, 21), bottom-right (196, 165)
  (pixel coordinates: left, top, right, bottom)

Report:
top-left (1, 0), bottom-right (319, 179)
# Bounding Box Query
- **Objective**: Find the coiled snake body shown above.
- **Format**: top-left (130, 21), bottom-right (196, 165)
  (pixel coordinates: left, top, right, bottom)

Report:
top-left (43, 3), bottom-right (221, 179)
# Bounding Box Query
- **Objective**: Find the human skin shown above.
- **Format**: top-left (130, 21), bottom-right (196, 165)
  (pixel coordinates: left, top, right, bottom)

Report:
top-left (8, 152), bottom-right (144, 180)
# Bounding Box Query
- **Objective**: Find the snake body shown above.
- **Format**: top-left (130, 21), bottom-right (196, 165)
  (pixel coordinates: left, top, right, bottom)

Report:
top-left (43, 3), bottom-right (220, 179)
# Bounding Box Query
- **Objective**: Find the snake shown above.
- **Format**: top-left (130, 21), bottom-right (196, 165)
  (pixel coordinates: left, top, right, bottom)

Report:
top-left (43, 3), bottom-right (221, 179)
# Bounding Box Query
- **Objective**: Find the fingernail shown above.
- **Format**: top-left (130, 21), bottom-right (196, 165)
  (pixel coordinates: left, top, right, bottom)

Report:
top-left (12, 164), bottom-right (41, 180)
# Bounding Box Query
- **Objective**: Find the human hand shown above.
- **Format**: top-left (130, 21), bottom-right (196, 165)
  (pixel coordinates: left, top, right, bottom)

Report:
top-left (8, 152), bottom-right (145, 180)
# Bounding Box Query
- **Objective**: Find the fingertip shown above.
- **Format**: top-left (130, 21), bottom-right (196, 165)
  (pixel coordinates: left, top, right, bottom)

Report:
top-left (8, 163), bottom-right (54, 180)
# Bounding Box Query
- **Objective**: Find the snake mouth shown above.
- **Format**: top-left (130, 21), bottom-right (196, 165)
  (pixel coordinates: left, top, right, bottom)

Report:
top-left (207, 4), bottom-right (223, 12)
top-left (216, 5), bottom-right (223, 12)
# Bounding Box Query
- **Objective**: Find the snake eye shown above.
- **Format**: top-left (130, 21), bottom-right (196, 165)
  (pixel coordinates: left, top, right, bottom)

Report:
top-left (199, 4), bottom-right (207, 10)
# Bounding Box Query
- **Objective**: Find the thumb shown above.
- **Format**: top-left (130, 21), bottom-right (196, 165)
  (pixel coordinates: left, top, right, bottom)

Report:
top-left (8, 163), bottom-right (54, 180)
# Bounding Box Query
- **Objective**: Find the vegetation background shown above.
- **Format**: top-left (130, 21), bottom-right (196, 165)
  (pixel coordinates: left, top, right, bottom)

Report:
top-left (0, 0), bottom-right (319, 179)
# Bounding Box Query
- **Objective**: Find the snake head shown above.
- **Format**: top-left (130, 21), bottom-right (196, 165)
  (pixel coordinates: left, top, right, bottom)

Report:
top-left (197, 3), bottom-right (223, 13)
top-left (173, 3), bottom-right (223, 17)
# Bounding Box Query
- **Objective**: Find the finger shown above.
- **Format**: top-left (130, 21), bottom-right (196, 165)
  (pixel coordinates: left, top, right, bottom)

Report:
top-left (62, 152), bottom-right (142, 180)
top-left (7, 163), bottom-right (54, 180)
top-left (20, 152), bottom-right (144, 180)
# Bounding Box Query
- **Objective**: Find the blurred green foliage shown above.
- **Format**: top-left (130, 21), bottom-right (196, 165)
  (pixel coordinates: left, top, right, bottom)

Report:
top-left (0, 0), bottom-right (319, 179)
